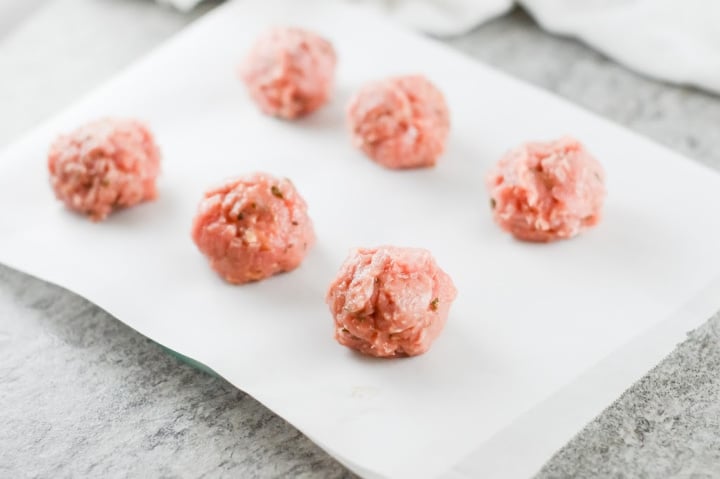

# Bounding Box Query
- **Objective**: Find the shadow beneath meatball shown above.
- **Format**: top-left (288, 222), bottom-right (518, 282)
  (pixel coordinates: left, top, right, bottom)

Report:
top-left (335, 139), bottom-right (498, 246)
top-left (340, 319), bottom-right (497, 393)
top-left (292, 84), bottom-right (354, 131)
top-left (229, 243), bottom-right (340, 348)
top-left (241, 242), bottom-right (338, 312)
top-left (372, 139), bottom-right (497, 221)
top-left (101, 186), bottom-right (183, 229)
top-left (423, 138), bottom-right (495, 187)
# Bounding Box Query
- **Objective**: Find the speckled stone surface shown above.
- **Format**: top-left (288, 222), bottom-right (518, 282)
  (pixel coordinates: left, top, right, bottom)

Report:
top-left (2, 3), bottom-right (720, 478)
top-left (0, 267), bottom-right (353, 478)
top-left (536, 313), bottom-right (720, 479)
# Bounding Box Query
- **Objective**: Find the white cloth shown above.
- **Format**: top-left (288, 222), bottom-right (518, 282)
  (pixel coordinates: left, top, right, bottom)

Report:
top-left (372, 0), bottom-right (720, 94)
top-left (156, 0), bottom-right (202, 12)
top-left (160, 0), bottom-right (720, 94)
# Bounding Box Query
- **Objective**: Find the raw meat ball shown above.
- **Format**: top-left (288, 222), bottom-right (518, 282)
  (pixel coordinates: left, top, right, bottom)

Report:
top-left (191, 172), bottom-right (315, 284)
top-left (47, 118), bottom-right (161, 221)
top-left (487, 137), bottom-right (605, 242)
top-left (239, 27), bottom-right (337, 119)
top-left (326, 246), bottom-right (457, 358)
top-left (347, 75), bottom-right (450, 169)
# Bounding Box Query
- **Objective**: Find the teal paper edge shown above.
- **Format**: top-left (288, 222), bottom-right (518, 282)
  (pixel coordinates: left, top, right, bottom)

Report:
top-left (156, 342), bottom-right (220, 377)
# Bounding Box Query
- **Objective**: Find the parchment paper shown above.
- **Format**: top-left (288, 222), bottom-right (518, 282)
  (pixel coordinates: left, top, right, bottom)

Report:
top-left (2, 1), bottom-right (720, 477)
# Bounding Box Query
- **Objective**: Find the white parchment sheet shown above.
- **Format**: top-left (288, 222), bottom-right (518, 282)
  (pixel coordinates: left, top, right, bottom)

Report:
top-left (2, 1), bottom-right (720, 477)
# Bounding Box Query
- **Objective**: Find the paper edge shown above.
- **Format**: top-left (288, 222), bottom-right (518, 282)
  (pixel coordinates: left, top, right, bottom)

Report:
top-left (442, 273), bottom-right (720, 479)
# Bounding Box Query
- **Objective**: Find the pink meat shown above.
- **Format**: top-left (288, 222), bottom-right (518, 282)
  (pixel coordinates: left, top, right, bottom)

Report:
top-left (239, 27), bottom-right (337, 119)
top-left (347, 75), bottom-right (450, 169)
top-left (326, 246), bottom-right (457, 358)
top-left (47, 118), bottom-right (161, 221)
top-left (487, 137), bottom-right (606, 242)
top-left (191, 172), bottom-right (315, 284)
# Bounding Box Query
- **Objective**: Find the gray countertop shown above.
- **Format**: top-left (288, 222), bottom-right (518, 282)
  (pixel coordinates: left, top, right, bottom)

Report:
top-left (2, 2), bottom-right (720, 477)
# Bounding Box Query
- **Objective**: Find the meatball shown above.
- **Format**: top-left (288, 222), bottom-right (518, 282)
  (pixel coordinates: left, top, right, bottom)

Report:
top-left (347, 75), bottom-right (450, 169)
top-left (191, 172), bottom-right (315, 284)
top-left (239, 27), bottom-right (337, 119)
top-left (487, 137), bottom-right (606, 242)
top-left (47, 118), bottom-right (161, 221)
top-left (326, 246), bottom-right (457, 358)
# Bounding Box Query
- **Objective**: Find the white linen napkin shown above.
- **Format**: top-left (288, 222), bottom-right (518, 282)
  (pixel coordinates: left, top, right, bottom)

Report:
top-left (367, 0), bottom-right (720, 94)
top-left (156, 0), bottom-right (204, 12)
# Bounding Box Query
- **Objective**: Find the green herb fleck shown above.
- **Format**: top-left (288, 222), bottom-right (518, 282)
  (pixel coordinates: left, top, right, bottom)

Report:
top-left (490, 198), bottom-right (496, 209)
top-left (271, 185), bottom-right (284, 199)
top-left (430, 298), bottom-right (439, 311)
